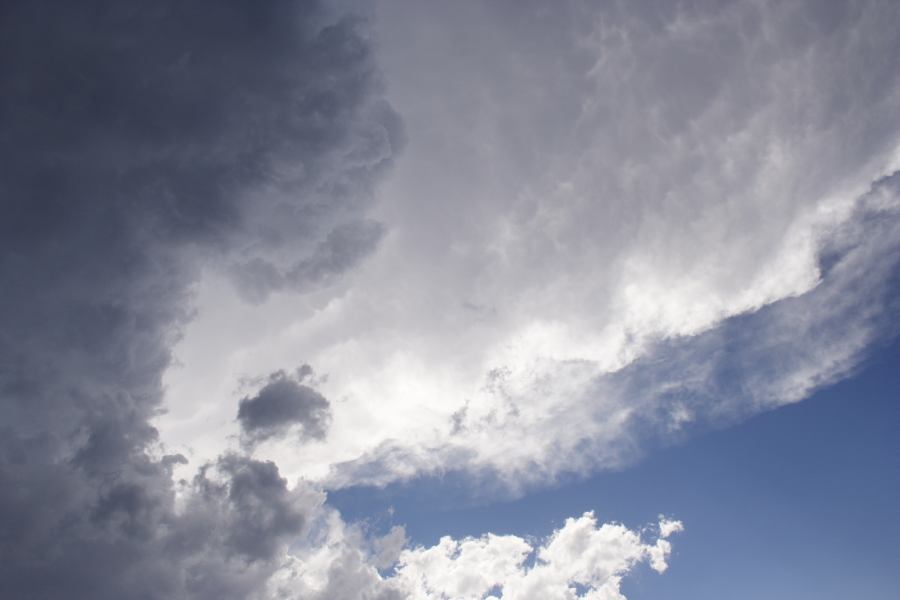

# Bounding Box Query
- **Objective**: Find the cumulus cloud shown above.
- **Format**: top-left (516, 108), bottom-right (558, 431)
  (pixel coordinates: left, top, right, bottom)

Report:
top-left (287, 511), bottom-right (683, 600)
top-left (238, 367), bottom-right (332, 446)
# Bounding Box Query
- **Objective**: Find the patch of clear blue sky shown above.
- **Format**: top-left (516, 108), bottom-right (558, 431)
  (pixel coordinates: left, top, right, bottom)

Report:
top-left (329, 336), bottom-right (900, 599)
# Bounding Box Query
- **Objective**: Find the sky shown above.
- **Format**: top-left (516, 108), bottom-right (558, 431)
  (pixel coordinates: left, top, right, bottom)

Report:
top-left (1, 1), bottom-right (898, 599)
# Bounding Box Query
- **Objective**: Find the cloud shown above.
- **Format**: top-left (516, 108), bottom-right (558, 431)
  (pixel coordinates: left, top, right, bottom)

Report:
top-left (0, 448), bottom-right (324, 600)
top-left (288, 511), bottom-right (682, 600)
top-left (328, 170), bottom-right (900, 491)
top-left (238, 367), bottom-right (332, 446)
top-left (0, 0), bottom-right (401, 597)
top-left (231, 219), bottom-right (386, 303)
top-left (166, 456), bottom-right (324, 599)
top-left (4, 0), bottom-right (897, 597)
top-left (156, 0), bottom-right (900, 493)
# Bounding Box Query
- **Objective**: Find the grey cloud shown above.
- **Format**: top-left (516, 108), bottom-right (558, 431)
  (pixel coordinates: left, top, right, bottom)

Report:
top-left (371, 525), bottom-right (408, 570)
top-left (238, 368), bottom-right (332, 445)
top-left (308, 557), bottom-right (406, 600)
top-left (185, 455), bottom-right (314, 564)
top-left (231, 218), bottom-right (385, 303)
top-left (1, 0), bottom-right (402, 300)
top-left (287, 219), bottom-right (386, 290)
top-left (0, 0), bottom-right (398, 597)
top-left (371, 0), bottom-right (900, 335)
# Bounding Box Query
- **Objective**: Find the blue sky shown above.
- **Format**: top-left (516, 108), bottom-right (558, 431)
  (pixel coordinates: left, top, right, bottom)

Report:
top-left (3, 1), bottom-right (900, 598)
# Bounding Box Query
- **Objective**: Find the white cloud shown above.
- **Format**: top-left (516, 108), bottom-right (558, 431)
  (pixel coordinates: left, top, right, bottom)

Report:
top-left (157, 0), bottom-right (900, 493)
top-left (282, 509), bottom-right (682, 600)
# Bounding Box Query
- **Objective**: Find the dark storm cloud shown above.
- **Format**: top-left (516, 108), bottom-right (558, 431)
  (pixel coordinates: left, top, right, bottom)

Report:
top-left (238, 368), bottom-right (332, 445)
top-left (0, 0), bottom-right (399, 598)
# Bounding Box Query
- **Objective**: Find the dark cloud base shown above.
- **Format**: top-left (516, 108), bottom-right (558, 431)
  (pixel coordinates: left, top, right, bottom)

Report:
top-left (0, 1), bottom-right (399, 598)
